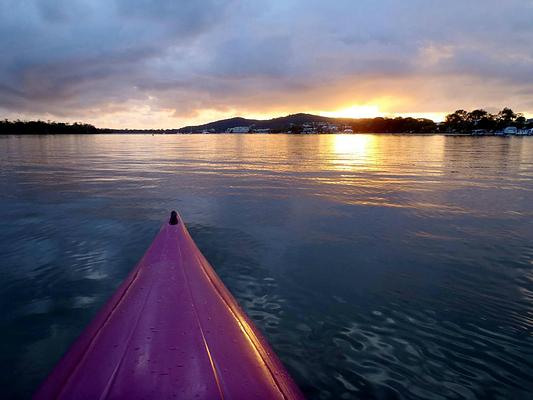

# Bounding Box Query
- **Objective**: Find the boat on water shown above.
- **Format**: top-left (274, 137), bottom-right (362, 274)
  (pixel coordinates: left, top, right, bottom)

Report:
top-left (503, 126), bottom-right (518, 135)
top-left (516, 129), bottom-right (532, 136)
top-left (34, 211), bottom-right (304, 400)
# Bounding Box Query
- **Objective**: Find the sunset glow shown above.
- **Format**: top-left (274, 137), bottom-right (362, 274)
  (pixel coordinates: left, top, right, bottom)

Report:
top-left (320, 105), bottom-right (383, 120)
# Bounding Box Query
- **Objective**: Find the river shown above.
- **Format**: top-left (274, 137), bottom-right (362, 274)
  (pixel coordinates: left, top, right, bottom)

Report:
top-left (0, 134), bottom-right (532, 399)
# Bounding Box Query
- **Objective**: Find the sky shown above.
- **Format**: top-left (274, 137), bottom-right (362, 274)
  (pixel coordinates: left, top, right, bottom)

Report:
top-left (1, 0), bottom-right (532, 129)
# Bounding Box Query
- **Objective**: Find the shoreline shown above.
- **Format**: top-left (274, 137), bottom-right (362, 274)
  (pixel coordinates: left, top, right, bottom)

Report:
top-left (1, 132), bottom-right (532, 137)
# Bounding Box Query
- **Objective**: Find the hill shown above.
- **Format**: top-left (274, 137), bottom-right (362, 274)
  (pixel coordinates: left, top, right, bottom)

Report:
top-left (179, 113), bottom-right (334, 133)
top-left (178, 112), bottom-right (437, 133)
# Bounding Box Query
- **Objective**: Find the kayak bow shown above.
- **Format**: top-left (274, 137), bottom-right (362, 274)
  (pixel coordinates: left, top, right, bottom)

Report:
top-left (35, 211), bottom-right (304, 399)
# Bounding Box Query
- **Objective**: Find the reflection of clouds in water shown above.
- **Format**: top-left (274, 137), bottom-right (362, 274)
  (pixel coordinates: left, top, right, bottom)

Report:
top-left (70, 248), bottom-right (111, 281)
top-left (18, 296), bottom-right (96, 316)
top-left (18, 298), bottom-right (53, 316)
top-left (83, 270), bottom-right (108, 281)
top-left (72, 296), bottom-right (96, 308)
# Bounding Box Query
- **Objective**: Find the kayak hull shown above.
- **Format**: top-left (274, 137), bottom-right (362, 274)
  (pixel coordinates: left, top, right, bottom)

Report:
top-left (34, 214), bottom-right (303, 399)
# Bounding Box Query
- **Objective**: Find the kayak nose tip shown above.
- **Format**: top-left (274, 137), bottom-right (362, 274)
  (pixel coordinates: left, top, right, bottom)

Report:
top-left (169, 211), bottom-right (179, 225)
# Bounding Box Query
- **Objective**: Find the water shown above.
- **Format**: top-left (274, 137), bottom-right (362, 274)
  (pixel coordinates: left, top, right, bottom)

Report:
top-left (0, 134), bottom-right (532, 399)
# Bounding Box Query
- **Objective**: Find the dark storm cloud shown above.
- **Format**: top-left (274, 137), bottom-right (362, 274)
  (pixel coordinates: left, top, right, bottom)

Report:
top-left (0, 0), bottom-right (231, 113)
top-left (0, 0), bottom-right (532, 126)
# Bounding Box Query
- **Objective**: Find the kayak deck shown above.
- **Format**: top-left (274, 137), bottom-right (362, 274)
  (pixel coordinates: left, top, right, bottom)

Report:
top-left (35, 213), bottom-right (303, 399)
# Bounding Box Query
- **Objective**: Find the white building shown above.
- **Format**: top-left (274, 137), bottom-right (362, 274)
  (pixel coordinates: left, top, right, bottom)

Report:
top-left (226, 126), bottom-right (250, 133)
top-left (322, 124), bottom-right (338, 132)
top-left (503, 126), bottom-right (518, 135)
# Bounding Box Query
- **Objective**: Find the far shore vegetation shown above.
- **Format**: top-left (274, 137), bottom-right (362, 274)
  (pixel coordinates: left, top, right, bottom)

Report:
top-left (1, 107), bottom-right (532, 135)
top-left (0, 120), bottom-right (100, 135)
top-left (443, 108), bottom-right (531, 133)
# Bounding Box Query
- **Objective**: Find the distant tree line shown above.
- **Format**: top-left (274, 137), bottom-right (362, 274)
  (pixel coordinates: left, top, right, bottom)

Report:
top-left (275, 117), bottom-right (437, 134)
top-left (441, 108), bottom-right (531, 133)
top-left (347, 117), bottom-right (437, 133)
top-left (0, 119), bottom-right (99, 135)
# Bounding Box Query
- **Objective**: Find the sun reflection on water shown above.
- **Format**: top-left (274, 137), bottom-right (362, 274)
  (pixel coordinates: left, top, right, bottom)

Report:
top-left (328, 134), bottom-right (377, 171)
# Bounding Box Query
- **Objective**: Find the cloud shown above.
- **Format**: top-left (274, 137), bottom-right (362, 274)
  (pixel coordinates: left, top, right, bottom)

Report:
top-left (0, 0), bottom-right (532, 128)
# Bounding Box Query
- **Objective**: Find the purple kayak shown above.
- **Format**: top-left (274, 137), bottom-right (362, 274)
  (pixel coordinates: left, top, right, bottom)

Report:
top-left (35, 211), bottom-right (304, 399)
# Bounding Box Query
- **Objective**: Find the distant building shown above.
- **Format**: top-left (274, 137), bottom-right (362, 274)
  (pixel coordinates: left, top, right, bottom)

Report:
top-left (226, 126), bottom-right (250, 133)
top-left (253, 128), bottom-right (271, 133)
top-left (323, 124), bottom-right (338, 132)
top-left (343, 128), bottom-right (354, 133)
top-left (503, 126), bottom-right (518, 135)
